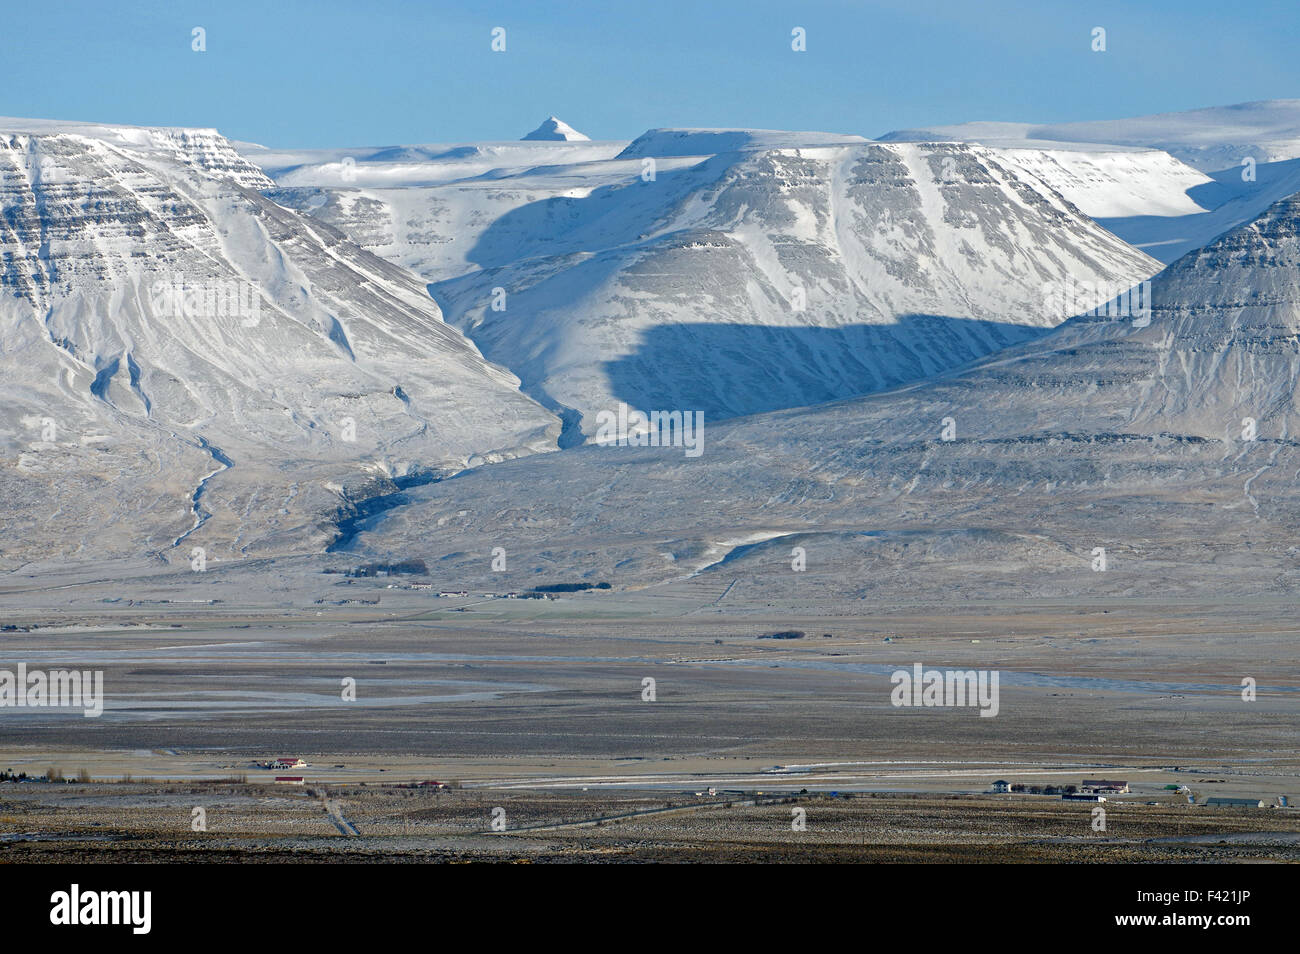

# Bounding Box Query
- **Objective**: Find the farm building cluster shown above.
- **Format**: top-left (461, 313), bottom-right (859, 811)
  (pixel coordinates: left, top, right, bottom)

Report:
top-left (989, 777), bottom-right (1288, 807)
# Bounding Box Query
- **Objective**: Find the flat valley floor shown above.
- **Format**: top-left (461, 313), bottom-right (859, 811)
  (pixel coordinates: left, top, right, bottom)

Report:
top-left (1, 566), bottom-right (1297, 862)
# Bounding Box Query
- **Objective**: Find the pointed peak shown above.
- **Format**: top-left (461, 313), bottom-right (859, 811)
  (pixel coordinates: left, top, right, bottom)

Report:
top-left (521, 116), bottom-right (590, 141)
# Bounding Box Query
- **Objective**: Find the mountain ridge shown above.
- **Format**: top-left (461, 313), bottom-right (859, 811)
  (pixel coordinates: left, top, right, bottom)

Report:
top-left (0, 119), bottom-right (559, 570)
top-left (344, 184), bottom-right (1300, 600)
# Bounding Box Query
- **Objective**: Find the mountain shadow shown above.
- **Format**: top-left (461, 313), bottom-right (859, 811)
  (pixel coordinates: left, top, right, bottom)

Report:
top-left (597, 315), bottom-right (1049, 429)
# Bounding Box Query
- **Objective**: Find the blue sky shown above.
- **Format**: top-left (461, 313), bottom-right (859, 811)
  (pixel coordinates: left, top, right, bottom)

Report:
top-left (7, 0), bottom-right (1299, 146)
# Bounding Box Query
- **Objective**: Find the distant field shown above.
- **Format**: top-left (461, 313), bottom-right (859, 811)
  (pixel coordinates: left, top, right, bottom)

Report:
top-left (2, 575), bottom-right (1298, 861)
top-left (2, 786), bottom-right (1297, 863)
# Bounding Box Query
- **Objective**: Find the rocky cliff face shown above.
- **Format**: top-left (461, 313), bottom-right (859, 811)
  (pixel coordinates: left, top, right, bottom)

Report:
top-left (0, 121), bottom-right (558, 570)
top-left (271, 136), bottom-right (1161, 438)
top-left (348, 189), bottom-right (1300, 602)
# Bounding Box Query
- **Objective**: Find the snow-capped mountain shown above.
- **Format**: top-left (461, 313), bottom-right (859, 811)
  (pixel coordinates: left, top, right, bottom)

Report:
top-left (881, 100), bottom-right (1300, 263)
top-left (432, 137), bottom-right (1158, 437)
top-left (521, 116), bottom-right (590, 141)
top-left (9, 105), bottom-right (1295, 578)
top-left (0, 116), bottom-right (277, 189)
top-left (616, 127), bottom-right (870, 156)
top-left (241, 137), bottom-right (623, 190)
top-left (346, 188), bottom-right (1300, 601)
top-left (0, 119), bottom-right (558, 570)
top-left (983, 148), bottom-right (1219, 220)
top-left (266, 132), bottom-right (1159, 439)
top-left (256, 140), bottom-right (641, 280)
top-left (879, 100), bottom-right (1300, 173)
